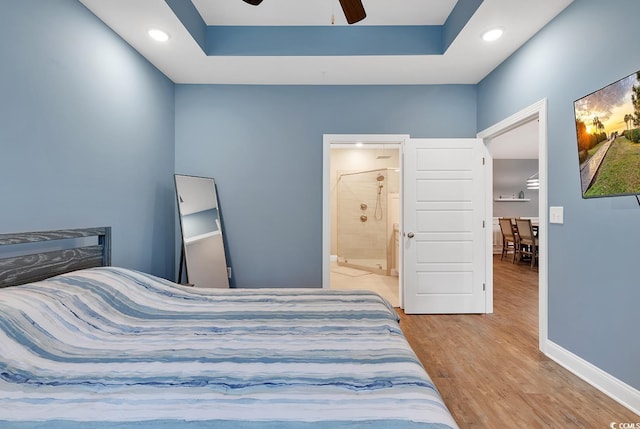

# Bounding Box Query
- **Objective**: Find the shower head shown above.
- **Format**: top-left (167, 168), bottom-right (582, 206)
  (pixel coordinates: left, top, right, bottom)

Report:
top-left (376, 174), bottom-right (385, 181)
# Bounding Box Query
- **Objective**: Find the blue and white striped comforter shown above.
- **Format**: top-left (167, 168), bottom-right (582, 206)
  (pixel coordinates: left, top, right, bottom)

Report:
top-left (0, 267), bottom-right (458, 428)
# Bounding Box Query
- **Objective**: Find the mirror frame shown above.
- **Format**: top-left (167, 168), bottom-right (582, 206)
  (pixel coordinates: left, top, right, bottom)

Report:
top-left (174, 174), bottom-right (229, 288)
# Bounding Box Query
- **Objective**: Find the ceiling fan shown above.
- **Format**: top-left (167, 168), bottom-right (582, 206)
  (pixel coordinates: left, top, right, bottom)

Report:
top-left (241, 0), bottom-right (367, 25)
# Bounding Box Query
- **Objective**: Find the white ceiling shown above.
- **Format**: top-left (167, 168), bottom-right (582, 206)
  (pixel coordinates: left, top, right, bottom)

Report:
top-left (79, 0), bottom-right (573, 85)
top-left (193, 0), bottom-right (457, 26)
top-left (490, 119), bottom-right (539, 192)
top-left (488, 118), bottom-right (539, 160)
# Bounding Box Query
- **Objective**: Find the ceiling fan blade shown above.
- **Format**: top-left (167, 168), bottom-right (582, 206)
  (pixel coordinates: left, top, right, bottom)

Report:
top-left (338, 0), bottom-right (366, 24)
top-left (242, 0), bottom-right (263, 5)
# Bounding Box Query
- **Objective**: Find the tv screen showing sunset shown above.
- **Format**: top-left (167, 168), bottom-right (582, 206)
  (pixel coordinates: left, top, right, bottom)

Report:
top-left (574, 70), bottom-right (640, 198)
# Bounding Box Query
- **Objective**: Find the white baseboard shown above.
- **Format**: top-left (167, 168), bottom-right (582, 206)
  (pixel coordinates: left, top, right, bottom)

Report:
top-left (545, 340), bottom-right (640, 416)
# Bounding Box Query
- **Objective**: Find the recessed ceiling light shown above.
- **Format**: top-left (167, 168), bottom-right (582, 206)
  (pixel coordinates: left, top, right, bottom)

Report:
top-left (355, 142), bottom-right (364, 147)
top-left (482, 28), bottom-right (504, 42)
top-left (148, 28), bottom-right (170, 42)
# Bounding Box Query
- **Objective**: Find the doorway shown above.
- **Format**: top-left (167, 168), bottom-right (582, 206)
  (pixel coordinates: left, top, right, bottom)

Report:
top-left (322, 134), bottom-right (408, 308)
top-left (323, 126), bottom-right (538, 317)
top-left (477, 99), bottom-right (548, 352)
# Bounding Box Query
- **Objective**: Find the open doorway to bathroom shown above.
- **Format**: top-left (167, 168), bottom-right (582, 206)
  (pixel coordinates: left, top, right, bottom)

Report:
top-left (328, 143), bottom-right (400, 307)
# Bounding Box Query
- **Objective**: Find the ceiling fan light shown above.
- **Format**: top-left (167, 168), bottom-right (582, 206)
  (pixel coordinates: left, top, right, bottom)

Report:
top-left (526, 170), bottom-right (539, 189)
top-left (338, 0), bottom-right (367, 24)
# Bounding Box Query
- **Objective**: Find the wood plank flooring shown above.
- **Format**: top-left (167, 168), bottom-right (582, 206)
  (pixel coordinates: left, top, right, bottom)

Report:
top-left (398, 255), bottom-right (639, 428)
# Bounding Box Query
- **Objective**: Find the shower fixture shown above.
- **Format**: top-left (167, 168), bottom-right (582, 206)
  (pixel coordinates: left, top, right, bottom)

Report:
top-left (375, 172), bottom-right (384, 220)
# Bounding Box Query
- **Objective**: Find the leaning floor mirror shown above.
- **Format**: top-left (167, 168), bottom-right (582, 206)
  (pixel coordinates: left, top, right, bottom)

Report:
top-left (174, 174), bottom-right (229, 288)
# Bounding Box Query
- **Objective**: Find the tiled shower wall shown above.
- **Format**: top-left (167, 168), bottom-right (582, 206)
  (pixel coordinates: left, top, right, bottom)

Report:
top-left (337, 169), bottom-right (399, 270)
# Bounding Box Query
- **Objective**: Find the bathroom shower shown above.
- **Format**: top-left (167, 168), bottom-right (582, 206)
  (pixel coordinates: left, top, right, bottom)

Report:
top-left (336, 168), bottom-right (399, 275)
top-left (374, 174), bottom-right (384, 221)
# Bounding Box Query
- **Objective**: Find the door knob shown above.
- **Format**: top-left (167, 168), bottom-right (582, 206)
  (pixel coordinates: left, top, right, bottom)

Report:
top-left (407, 232), bottom-right (415, 238)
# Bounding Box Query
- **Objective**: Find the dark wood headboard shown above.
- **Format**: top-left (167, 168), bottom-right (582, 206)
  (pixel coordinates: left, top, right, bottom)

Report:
top-left (0, 227), bottom-right (111, 288)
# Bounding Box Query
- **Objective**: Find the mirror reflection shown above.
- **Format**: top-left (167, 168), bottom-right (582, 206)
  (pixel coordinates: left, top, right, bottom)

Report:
top-left (174, 174), bottom-right (229, 288)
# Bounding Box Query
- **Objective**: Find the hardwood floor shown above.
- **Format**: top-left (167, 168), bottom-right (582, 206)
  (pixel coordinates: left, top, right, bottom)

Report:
top-left (398, 255), bottom-right (639, 428)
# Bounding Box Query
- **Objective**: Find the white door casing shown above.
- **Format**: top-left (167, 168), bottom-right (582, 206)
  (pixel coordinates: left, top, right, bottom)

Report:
top-left (477, 98), bottom-right (548, 350)
top-left (403, 138), bottom-right (486, 314)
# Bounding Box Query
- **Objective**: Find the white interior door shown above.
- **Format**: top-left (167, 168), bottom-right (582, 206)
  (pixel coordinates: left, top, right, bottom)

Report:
top-left (403, 138), bottom-right (486, 314)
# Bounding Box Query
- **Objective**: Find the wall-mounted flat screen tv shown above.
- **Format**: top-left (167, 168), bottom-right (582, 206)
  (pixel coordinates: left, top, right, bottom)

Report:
top-left (574, 70), bottom-right (640, 198)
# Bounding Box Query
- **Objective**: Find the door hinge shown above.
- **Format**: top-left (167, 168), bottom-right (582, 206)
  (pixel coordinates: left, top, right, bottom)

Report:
top-left (482, 157), bottom-right (485, 165)
top-left (483, 283), bottom-right (486, 291)
top-left (482, 220), bottom-right (485, 228)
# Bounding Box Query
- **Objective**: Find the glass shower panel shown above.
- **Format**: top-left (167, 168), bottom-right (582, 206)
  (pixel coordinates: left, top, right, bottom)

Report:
top-left (336, 169), bottom-right (388, 274)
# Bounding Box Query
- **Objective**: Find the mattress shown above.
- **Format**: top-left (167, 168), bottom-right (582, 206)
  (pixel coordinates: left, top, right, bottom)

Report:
top-left (0, 267), bottom-right (458, 428)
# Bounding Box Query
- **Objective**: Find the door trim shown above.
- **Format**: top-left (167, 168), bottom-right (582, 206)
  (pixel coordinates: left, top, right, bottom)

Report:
top-left (476, 98), bottom-right (548, 352)
top-left (322, 134), bottom-right (410, 308)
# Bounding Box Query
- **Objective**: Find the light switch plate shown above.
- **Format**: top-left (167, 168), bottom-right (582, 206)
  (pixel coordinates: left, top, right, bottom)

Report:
top-left (550, 206), bottom-right (564, 224)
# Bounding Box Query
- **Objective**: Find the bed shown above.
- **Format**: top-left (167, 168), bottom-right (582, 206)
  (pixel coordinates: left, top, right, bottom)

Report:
top-left (0, 227), bottom-right (458, 428)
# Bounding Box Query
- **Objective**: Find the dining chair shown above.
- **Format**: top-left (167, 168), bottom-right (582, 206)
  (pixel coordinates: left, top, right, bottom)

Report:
top-left (498, 218), bottom-right (519, 263)
top-left (515, 218), bottom-right (538, 269)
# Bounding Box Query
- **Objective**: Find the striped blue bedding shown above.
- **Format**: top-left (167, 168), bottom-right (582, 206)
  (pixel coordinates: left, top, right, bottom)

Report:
top-left (0, 267), bottom-right (458, 428)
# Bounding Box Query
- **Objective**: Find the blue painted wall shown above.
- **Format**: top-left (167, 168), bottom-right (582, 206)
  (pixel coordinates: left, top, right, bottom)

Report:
top-left (175, 85), bottom-right (477, 287)
top-left (0, 0), bottom-right (176, 279)
top-left (1, 0), bottom-right (636, 403)
top-left (478, 0), bottom-right (640, 390)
